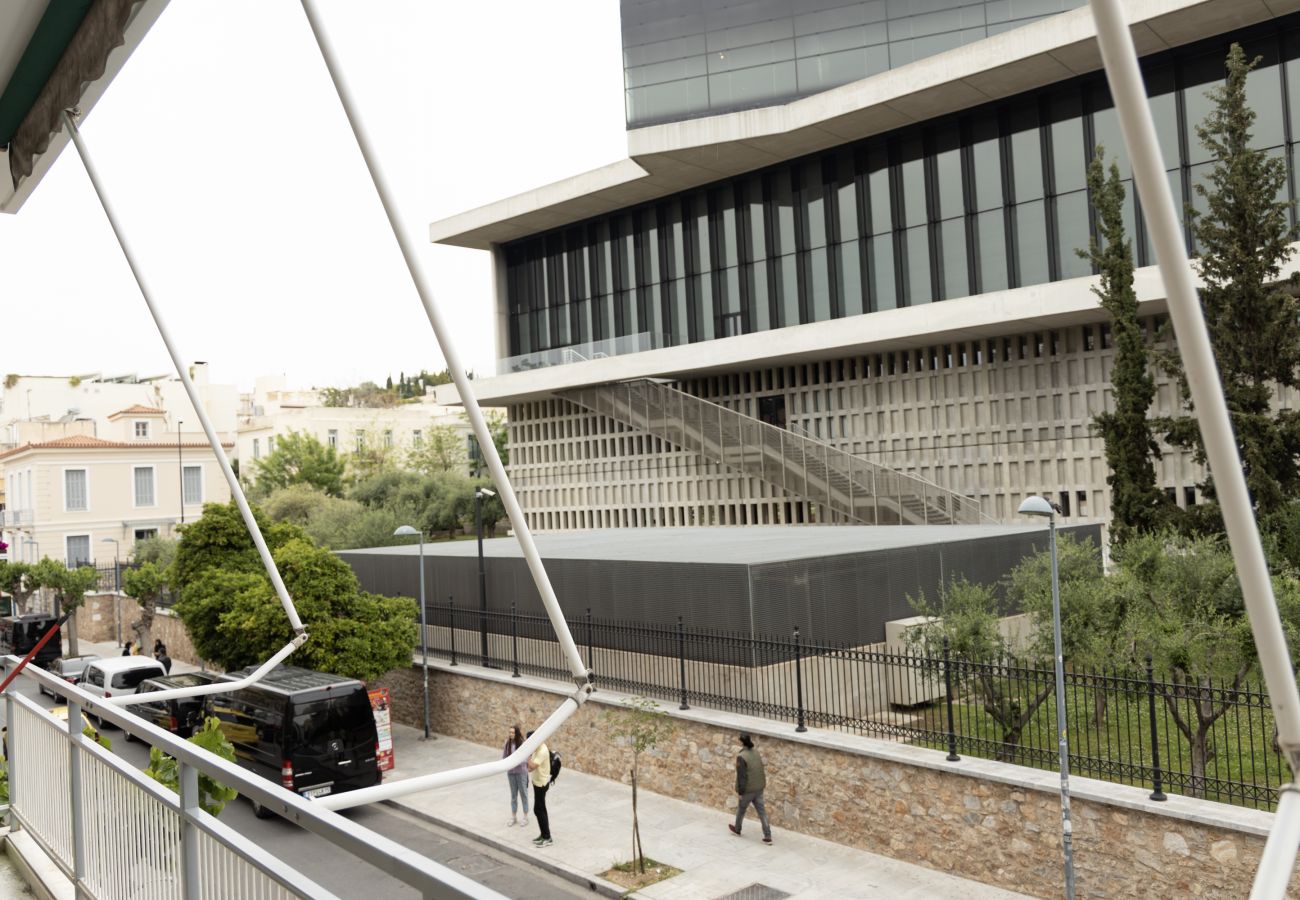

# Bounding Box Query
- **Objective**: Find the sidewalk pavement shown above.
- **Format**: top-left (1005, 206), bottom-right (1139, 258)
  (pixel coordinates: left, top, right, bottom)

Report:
top-left (71, 637), bottom-right (202, 676)
top-left (383, 724), bottom-right (1035, 900)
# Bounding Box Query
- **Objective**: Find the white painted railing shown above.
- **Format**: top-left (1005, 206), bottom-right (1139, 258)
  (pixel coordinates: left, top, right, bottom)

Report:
top-left (3, 659), bottom-right (506, 899)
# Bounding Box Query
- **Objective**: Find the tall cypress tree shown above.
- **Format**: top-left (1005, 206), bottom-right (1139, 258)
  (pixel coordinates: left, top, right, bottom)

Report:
top-left (1162, 43), bottom-right (1300, 524)
top-left (1081, 149), bottom-right (1167, 546)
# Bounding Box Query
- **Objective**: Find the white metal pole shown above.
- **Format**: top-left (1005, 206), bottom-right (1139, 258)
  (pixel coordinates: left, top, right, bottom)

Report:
top-left (1048, 513), bottom-right (1076, 899)
top-left (61, 112), bottom-right (306, 637)
top-left (297, 0), bottom-right (588, 685)
top-left (1086, 2), bottom-right (1300, 894)
top-left (419, 532), bottom-right (430, 740)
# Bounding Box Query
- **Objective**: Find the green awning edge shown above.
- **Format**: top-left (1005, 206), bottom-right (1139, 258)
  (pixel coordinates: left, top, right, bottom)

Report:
top-left (0, 0), bottom-right (94, 146)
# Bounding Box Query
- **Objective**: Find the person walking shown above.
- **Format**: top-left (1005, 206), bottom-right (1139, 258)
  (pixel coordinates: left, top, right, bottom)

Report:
top-left (154, 643), bottom-right (172, 675)
top-left (121, 641), bottom-right (133, 657)
top-left (526, 729), bottom-right (552, 847)
top-left (728, 732), bottom-right (772, 844)
top-left (503, 724), bottom-right (529, 827)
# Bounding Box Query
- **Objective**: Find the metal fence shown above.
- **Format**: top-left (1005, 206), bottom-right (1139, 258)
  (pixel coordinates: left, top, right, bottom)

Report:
top-left (428, 603), bottom-right (1289, 812)
top-left (92, 562), bottom-right (179, 607)
top-left (3, 658), bottom-right (505, 899)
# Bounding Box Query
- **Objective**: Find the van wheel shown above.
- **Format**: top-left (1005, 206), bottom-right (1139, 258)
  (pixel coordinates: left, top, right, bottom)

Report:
top-left (251, 798), bottom-right (275, 820)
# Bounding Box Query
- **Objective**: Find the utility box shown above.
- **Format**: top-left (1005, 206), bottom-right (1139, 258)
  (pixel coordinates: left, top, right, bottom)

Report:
top-left (884, 616), bottom-right (945, 707)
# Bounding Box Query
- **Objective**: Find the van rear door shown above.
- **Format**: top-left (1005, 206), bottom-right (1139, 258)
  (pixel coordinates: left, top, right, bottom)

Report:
top-left (288, 689), bottom-right (378, 796)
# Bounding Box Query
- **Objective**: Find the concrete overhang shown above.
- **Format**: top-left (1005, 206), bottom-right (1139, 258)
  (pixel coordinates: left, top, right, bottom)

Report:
top-left (432, 242), bottom-right (1300, 407)
top-left (429, 0), bottom-right (1299, 251)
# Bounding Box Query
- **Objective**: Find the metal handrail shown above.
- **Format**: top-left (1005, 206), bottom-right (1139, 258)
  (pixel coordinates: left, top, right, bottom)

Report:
top-left (4, 656), bottom-right (504, 899)
top-left (563, 379), bottom-right (984, 525)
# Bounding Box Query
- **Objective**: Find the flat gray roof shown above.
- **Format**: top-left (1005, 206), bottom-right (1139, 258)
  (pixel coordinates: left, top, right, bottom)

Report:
top-left (338, 524), bottom-right (1054, 566)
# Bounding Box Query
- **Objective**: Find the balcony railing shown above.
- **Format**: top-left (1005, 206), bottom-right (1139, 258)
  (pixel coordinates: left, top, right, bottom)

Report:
top-left (0, 509), bottom-right (33, 528)
top-left (3, 659), bottom-right (504, 899)
top-left (497, 331), bottom-right (671, 376)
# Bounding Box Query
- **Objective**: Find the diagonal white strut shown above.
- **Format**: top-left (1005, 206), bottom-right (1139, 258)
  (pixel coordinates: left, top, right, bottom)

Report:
top-left (1086, 2), bottom-right (1300, 895)
top-left (62, 110), bottom-right (310, 708)
top-left (296, 0), bottom-right (592, 809)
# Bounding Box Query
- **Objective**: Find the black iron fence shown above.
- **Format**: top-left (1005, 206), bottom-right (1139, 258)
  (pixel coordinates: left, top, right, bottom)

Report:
top-left (424, 602), bottom-right (1288, 811)
top-left (92, 562), bottom-right (179, 608)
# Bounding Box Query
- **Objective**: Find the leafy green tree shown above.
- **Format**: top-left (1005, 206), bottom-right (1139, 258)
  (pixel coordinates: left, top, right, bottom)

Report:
top-left (122, 562), bottom-right (166, 650)
top-left (1160, 44), bottom-right (1300, 525)
top-left (144, 717), bottom-right (239, 817)
top-left (59, 565), bottom-right (99, 657)
top-left (132, 536), bottom-right (178, 570)
top-left (605, 698), bottom-right (676, 876)
top-left (0, 561), bottom-right (35, 615)
top-left (345, 428), bottom-right (399, 485)
top-left (173, 510), bottom-right (417, 680)
top-left (304, 499), bottom-right (413, 551)
top-left (171, 501), bottom-right (307, 591)
top-left (406, 424), bottom-right (467, 476)
top-left (252, 431), bottom-right (345, 498)
top-left (1110, 531), bottom-right (1300, 796)
top-left (262, 483), bottom-right (334, 527)
top-left (1080, 150), bottom-right (1169, 547)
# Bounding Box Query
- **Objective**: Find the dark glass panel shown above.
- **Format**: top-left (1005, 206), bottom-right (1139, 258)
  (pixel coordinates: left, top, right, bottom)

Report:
top-left (940, 218), bottom-right (969, 299)
top-left (799, 159), bottom-right (828, 249)
top-left (1145, 65), bottom-right (1181, 170)
top-left (899, 136), bottom-right (927, 227)
top-left (1245, 39), bottom-right (1285, 149)
top-left (1014, 201), bottom-right (1049, 286)
top-left (745, 260), bottom-right (771, 331)
top-left (970, 114), bottom-right (1004, 212)
top-left (774, 253), bottom-right (799, 327)
top-left (1009, 102), bottom-right (1044, 202)
top-left (1049, 91), bottom-right (1086, 194)
top-left (1088, 85), bottom-right (1132, 179)
top-left (1184, 50), bottom-right (1226, 165)
top-left (714, 187), bottom-right (739, 268)
top-left (868, 236), bottom-right (897, 311)
top-left (932, 123), bottom-right (964, 220)
top-left (742, 176), bottom-right (767, 262)
top-left (837, 242), bottom-right (865, 317)
top-left (903, 225), bottom-right (932, 304)
top-left (805, 247), bottom-right (831, 322)
top-left (690, 194), bottom-right (712, 273)
top-left (866, 143), bottom-right (892, 235)
top-left (835, 150), bottom-right (861, 242)
top-left (770, 168), bottom-right (797, 255)
top-left (1055, 191), bottom-right (1091, 279)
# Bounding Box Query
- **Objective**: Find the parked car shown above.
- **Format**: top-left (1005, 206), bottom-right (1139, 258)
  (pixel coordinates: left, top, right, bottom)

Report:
top-left (210, 665), bottom-right (381, 818)
top-left (79, 657), bottom-right (167, 727)
top-left (0, 614), bottom-right (62, 671)
top-left (41, 654), bottom-right (102, 697)
top-left (128, 672), bottom-right (218, 739)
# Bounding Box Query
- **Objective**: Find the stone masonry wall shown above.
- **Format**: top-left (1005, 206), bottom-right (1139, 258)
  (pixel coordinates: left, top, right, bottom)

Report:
top-left (76, 593), bottom-right (202, 667)
top-left (376, 661), bottom-right (1297, 900)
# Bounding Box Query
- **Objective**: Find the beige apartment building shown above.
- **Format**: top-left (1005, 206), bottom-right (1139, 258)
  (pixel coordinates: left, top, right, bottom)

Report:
top-left (0, 405), bottom-right (232, 565)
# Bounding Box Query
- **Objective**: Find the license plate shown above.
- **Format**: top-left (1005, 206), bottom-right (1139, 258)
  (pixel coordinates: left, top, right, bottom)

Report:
top-left (303, 786), bottom-right (332, 799)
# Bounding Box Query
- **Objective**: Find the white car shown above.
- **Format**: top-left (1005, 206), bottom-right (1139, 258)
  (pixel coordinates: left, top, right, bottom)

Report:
top-left (79, 657), bottom-right (166, 726)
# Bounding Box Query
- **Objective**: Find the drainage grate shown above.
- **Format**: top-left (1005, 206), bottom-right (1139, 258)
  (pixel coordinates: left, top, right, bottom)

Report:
top-left (713, 886), bottom-right (792, 900)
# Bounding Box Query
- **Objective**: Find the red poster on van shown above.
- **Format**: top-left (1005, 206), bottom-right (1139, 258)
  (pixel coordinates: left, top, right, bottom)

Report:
top-left (368, 687), bottom-right (395, 772)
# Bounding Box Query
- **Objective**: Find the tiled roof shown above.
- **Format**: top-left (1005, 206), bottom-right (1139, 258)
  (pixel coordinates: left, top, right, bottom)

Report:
top-left (107, 405), bottom-right (167, 417)
top-left (0, 437), bottom-right (233, 461)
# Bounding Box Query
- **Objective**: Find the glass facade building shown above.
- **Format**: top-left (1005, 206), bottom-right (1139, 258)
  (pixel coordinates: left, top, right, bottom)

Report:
top-left (506, 14), bottom-right (1300, 362)
top-left (622, 0), bottom-right (1087, 127)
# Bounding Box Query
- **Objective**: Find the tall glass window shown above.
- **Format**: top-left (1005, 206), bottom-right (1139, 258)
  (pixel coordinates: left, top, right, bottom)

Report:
top-left (507, 16), bottom-right (1300, 359)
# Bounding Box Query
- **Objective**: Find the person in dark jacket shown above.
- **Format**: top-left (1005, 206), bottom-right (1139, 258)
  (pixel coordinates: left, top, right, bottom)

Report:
top-left (121, 641), bottom-right (134, 657)
top-left (728, 731), bottom-right (772, 843)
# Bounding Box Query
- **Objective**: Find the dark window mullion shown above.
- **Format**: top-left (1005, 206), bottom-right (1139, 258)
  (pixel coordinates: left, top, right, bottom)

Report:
top-left (762, 174), bottom-right (782, 329)
top-left (682, 197), bottom-right (701, 343)
top-left (1041, 95), bottom-right (1061, 283)
top-left (854, 147), bottom-right (873, 312)
top-left (923, 129), bottom-right (943, 301)
top-left (735, 181), bottom-right (754, 334)
top-left (823, 155), bottom-right (843, 318)
top-left (887, 140), bottom-right (908, 304)
top-left (790, 164), bottom-right (810, 324)
top-left (1001, 109), bottom-right (1021, 289)
top-left (961, 117), bottom-right (980, 296)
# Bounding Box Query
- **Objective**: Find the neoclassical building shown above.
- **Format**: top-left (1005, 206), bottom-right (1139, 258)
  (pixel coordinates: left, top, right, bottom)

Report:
top-left (431, 0), bottom-right (1300, 532)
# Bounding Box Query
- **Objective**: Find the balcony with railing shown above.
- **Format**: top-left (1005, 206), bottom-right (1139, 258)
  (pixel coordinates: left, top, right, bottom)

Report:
top-left (496, 331), bottom-right (670, 376)
top-left (0, 509), bottom-right (33, 529)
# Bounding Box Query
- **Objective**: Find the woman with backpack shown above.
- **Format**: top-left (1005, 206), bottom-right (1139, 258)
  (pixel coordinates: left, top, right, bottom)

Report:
top-left (502, 724), bottom-right (529, 827)
top-left (526, 729), bottom-right (553, 847)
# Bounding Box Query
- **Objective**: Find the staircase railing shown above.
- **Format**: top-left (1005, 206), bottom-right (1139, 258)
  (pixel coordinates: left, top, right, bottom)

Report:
top-left (560, 380), bottom-right (984, 525)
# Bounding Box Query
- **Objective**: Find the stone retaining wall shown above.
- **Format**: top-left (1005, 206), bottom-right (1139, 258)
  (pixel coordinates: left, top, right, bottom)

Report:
top-left (75, 593), bottom-right (202, 666)
top-left (376, 660), bottom-right (1296, 900)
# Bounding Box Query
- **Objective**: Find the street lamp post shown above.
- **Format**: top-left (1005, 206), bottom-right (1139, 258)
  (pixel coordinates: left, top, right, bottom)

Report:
top-left (1018, 495), bottom-right (1074, 900)
top-left (394, 525), bottom-right (430, 739)
top-left (475, 487), bottom-right (496, 667)
top-left (101, 537), bottom-right (121, 645)
top-left (178, 420), bottom-right (184, 525)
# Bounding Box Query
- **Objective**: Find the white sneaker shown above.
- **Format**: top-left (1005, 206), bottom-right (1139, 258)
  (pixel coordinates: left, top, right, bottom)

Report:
top-left (507, 817), bottom-right (517, 827)
top-left (521, 816), bottom-right (529, 827)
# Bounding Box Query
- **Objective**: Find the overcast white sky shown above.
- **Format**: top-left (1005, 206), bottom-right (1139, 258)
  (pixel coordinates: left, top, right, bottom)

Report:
top-left (0, 0), bottom-right (626, 392)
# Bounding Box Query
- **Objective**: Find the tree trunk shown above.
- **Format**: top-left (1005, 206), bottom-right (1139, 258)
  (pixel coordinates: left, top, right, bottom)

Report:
top-left (1093, 690), bottom-right (1108, 730)
top-left (67, 610), bottom-right (80, 658)
top-left (631, 765), bottom-right (643, 874)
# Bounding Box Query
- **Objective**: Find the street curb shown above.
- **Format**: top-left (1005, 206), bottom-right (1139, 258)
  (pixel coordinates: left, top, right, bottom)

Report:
top-left (383, 799), bottom-right (624, 899)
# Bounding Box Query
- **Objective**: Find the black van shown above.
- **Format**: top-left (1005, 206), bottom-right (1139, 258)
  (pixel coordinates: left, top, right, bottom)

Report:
top-left (130, 672), bottom-right (218, 739)
top-left (210, 666), bottom-right (380, 817)
top-left (0, 614), bottom-right (61, 670)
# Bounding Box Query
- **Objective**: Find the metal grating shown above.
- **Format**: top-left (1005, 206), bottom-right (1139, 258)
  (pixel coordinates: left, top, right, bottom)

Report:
top-left (713, 885), bottom-right (791, 900)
